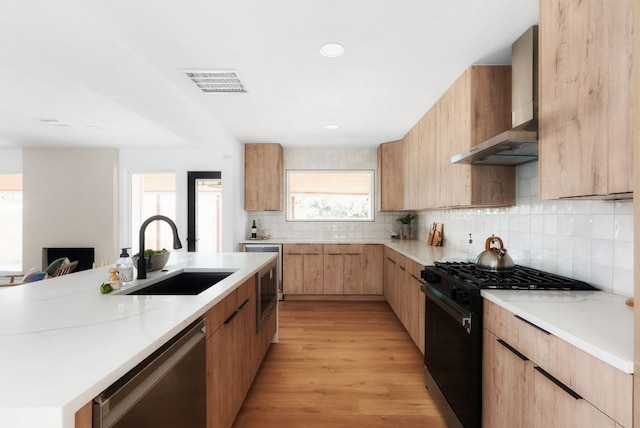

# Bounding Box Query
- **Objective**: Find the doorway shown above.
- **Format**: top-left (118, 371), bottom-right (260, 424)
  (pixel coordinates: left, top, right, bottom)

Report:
top-left (187, 172), bottom-right (222, 252)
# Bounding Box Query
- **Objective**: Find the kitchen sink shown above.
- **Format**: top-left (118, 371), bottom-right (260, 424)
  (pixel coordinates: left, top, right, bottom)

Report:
top-left (125, 271), bottom-right (235, 295)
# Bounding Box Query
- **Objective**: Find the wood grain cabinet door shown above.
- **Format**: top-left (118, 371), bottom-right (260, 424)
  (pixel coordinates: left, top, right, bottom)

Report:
top-left (363, 244), bottom-right (384, 295)
top-left (244, 143), bottom-right (283, 211)
top-left (378, 141), bottom-right (405, 211)
top-left (343, 245), bottom-right (364, 295)
top-left (283, 245), bottom-right (304, 295)
top-left (539, 0), bottom-right (633, 199)
top-left (482, 330), bottom-right (534, 428)
top-left (302, 246), bottom-right (324, 295)
top-left (323, 245), bottom-right (344, 295)
top-left (533, 367), bottom-right (616, 428)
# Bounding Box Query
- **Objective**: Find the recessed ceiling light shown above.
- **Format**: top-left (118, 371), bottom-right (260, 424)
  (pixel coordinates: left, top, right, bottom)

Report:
top-left (320, 43), bottom-right (345, 58)
top-left (324, 124), bottom-right (339, 130)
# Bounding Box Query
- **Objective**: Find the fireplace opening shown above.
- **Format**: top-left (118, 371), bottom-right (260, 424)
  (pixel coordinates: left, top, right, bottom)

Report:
top-left (42, 247), bottom-right (95, 272)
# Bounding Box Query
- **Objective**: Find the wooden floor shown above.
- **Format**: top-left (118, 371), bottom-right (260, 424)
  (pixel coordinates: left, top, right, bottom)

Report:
top-left (233, 300), bottom-right (447, 427)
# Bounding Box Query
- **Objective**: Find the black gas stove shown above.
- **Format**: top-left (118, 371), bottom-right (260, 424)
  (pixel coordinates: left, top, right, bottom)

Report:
top-left (419, 261), bottom-right (596, 428)
top-left (428, 261), bottom-right (597, 291)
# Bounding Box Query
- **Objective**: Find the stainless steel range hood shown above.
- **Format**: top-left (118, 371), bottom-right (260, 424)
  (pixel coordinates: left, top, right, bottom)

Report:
top-left (452, 26), bottom-right (538, 166)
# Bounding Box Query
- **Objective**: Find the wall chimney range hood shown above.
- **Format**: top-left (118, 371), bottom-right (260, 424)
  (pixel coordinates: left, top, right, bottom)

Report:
top-left (452, 26), bottom-right (538, 166)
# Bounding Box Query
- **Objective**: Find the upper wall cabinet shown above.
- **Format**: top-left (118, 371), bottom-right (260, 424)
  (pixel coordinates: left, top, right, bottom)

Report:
top-left (377, 140), bottom-right (405, 211)
top-left (244, 143), bottom-right (283, 211)
top-left (539, 0), bottom-right (633, 199)
top-left (443, 66), bottom-right (515, 208)
top-left (380, 66), bottom-right (515, 211)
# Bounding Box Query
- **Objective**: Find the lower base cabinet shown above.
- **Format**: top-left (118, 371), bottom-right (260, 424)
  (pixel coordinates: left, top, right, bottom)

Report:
top-left (205, 275), bottom-right (276, 428)
top-left (483, 300), bottom-right (631, 428)
top-left (383, 247), bottom-right (425, 354)
top-left (283, 244), bottom-right (383, 297)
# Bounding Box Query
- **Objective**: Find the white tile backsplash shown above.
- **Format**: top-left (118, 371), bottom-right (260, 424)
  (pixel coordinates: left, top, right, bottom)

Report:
top-left (247, 152), bottom-right (634, 297)
top-left (420, 161), bottom-right (634, 297)
top-left (248, 147), bottom-right (406, 242)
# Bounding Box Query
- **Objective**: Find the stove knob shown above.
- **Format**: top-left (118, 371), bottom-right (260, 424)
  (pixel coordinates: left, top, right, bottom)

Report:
top-left (424, 272), bottom-right (441, 284)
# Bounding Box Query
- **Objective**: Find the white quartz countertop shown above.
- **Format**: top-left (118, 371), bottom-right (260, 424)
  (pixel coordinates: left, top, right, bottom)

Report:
top-left (482, 290), bottom-right (634, 374)
top-left (241, 238), bottom-right (466, 265)
top-left (0, 252), bottom-right (276, 428)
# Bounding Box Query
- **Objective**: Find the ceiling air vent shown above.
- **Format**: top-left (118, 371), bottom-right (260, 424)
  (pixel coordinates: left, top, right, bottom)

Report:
top-left (183, 70), bottom-right (247, 93)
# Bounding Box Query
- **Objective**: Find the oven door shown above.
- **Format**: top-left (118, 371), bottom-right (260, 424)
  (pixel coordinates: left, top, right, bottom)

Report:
top-left (422, 284), bottom-right (481, 428)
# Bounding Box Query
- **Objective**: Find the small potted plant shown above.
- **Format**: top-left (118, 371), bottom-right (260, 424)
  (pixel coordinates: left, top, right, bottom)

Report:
top-left (397, 213), bottom-right (417, 239)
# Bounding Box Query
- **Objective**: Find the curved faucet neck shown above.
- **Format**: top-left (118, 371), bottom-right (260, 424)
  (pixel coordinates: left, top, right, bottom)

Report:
top-left (137, 215), bottom-right (182, 280)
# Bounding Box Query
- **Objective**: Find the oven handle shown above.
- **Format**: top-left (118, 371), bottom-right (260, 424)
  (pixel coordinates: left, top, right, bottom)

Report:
top-left (421, 284), bottom-right (473, 333)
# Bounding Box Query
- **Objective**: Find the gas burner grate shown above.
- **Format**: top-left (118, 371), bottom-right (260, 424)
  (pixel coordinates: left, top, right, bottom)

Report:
top-left (433, 262), bottom-right (595, 290)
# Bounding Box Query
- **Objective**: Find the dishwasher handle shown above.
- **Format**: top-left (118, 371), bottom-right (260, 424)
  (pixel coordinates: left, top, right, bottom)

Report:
top-left (93, 319), bottom-right (206, 427)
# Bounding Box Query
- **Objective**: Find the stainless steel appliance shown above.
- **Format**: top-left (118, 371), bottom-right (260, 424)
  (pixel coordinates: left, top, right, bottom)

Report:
top-left (451, 26), bottom-right (539, 166)
top-left (242, 243), bottom-right (282, 300)
top-left (256, 258), bottom-right (277, 332)
top-left (93, 319), bottom-right (206, 428)
top-left (420, 262), bottom-right (596, 428)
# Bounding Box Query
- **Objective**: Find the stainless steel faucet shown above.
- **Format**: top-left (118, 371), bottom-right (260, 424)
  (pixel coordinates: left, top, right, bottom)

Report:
top-left (137, 215), bottom-right (182, 280)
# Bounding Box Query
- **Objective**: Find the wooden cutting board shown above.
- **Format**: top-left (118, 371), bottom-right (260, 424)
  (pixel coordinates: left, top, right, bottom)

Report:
top-left (428, 223), bottom-right (443, 246)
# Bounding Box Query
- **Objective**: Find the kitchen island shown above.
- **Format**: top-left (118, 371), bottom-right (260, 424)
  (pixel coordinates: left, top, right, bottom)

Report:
top-left (0, 251), bottom-right (277, 428)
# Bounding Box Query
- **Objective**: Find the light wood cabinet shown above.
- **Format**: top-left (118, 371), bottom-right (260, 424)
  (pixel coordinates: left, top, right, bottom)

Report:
top-left (244, 143), bottom-right (283, 211)
top-left (443, 66), bottom-right (515, 208)
top-left (483, 300), bottom-right (632, 427)
top-left (205, 275), bottom-right (275, 428)
top-left (532, 364), bottom-right (616, 428)
top-left (206, 277), bottom-right (254, 428)
top-left (283, 244), bottom-right (383, 297)
top-left (379, 66), bottom-right (515, 210)
top-left (417, 108), bottom-right (436, 209)
top-left (383, 248), bottom-right (424, 353)
top-left (404, 125), bottom-right (420, 210)
top-left (74, 402), bottom-right (92, 428)
top-left (283, 244), bottom-right (324, 295)
top-left (483, 330), bottom-right (534, 428)
top-left (323, 245), bottom-right (364, 295)
top-left (408, 260), bottom-right (425, 354)
top-left (539, 0), bottom-right (633, 199)
top-left (363, 244), bottom-right (384, 295)
top-left (383, 247), bottom-right (400, 312)
top-left (377, 140), bottom-right (405, 211)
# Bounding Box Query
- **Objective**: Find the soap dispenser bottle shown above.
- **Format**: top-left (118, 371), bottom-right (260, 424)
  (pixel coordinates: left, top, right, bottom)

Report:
top-left (467, 233), bottom-right (475, 263)
top-left (116, 248), bottom-right (135, 287)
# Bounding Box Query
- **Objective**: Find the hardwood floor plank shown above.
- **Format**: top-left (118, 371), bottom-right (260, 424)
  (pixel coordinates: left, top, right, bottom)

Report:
top-left (232, 301), bottom-right (447, 427)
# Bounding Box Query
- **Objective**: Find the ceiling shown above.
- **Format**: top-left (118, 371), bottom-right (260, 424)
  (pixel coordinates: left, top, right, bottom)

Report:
top-left (0, 0), bottom-right (538, 153)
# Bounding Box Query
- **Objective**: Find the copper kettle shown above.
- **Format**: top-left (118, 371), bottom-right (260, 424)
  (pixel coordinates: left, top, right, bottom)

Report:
top-left (475, 235), bottom-right (514, 272)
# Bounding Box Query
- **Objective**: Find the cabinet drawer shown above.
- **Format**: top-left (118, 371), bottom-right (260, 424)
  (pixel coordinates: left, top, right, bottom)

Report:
top-left (205, 290), bottom-right (238, 338)
top-left (323, 244), bottom-right (364, 255)
top-left (545, 332), bottom-right (632, 428)
top-left (284, 244), bottom-right (323, 255)
top-left (484, 299), bottom-right (551, 366)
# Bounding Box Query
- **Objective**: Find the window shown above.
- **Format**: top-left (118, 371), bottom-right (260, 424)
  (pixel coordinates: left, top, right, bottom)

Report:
top-left (0, 174), bottom-right (22, 272)
top-left (131, 173), bottom-right (176, 252)
top-left (286, 170), bottom-right (374, 221)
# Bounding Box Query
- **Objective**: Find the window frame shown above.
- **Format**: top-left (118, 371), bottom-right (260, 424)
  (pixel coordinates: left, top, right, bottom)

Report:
top-left (285, 169), bottom-right (375, 222)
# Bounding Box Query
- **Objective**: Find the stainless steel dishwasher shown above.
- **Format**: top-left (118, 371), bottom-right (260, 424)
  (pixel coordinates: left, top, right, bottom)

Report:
top-left (93, 319), bottom-right (206, 428)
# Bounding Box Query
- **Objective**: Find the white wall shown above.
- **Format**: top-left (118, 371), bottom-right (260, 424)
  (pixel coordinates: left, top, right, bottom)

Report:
top-left (248, 147), bottom-right (405, 240)
top-left (119, 145), bottom-right (246, 253)
top-left (420, 161), bottom-right (634, 297)
top-left (22, 148), bottom-right (119, 269)
top-left (0, 149), bottom-right (22, 172)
